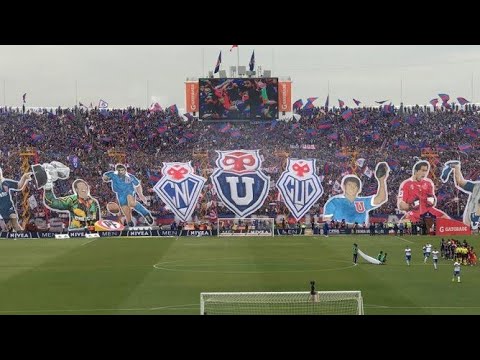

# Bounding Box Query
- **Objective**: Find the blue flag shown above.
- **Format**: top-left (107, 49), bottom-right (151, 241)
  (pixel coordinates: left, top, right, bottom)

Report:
top-left (249, 50), bottom-right (255, 71)
top-left (214, 51), bottom-right (222, 74)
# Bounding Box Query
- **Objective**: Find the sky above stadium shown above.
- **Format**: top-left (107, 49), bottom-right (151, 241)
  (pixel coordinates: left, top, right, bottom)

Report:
top-left (1, 45), bottom-right (480, 109)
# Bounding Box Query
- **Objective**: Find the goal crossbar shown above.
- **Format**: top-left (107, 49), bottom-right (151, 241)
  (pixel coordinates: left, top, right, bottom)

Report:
top-left (200, 291), bottom-right (364, 315)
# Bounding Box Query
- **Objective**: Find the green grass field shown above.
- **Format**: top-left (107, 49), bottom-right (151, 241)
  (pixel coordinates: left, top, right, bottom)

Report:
top-left (0, 234), bottom-right (478, 315)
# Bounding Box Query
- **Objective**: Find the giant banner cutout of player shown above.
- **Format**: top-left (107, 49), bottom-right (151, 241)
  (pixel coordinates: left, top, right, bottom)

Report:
top-left (441, 160), bottom-right (479, 230)
top-left (397, 160), bottom-right (450, 222)
top-left (153, 162), bottom-right (206, 222)
top-left (103, 164), bottom-right (154, 227)
top-left (0, 166), bottom-right (32, 231)
top-left (32, 161), bottom-right (101, 229)
top-left (323, 162), bottom-right (390, 225)
top-left (211, 150), bottom-right (270, 217)
top-left (276, 158), bottom-right (323, 220)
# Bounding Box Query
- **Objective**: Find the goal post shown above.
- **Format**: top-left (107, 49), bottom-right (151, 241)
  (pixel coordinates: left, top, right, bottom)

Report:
top-left (200, 291), bottom-right (364, 315)
top-left (217, 217), bottom-right (275, 237)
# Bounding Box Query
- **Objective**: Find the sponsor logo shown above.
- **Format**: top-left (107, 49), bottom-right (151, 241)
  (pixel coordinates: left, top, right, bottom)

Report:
top-left (281, 83), bottom-right (287, 110)
top-left (99, 231), bottom-right (121, 237)
top-left (187, 230), bottom-right (211, 236)
top-left (38, 232), bottom-right (56, 238)
top-left (128, 230), bottom-right (152, 236)
top-left (68, 231), bottom-right (86, 237)
top-left (277, 229), bottom-right (301, 235)
top-left (439, 226), bottom-right (468, 232)
top-left (8, 232), bottom-right (30, 238)
top-left (190, 84), bottom-right (197, 111)
top-left (159, 230), bottom-right (179, 236)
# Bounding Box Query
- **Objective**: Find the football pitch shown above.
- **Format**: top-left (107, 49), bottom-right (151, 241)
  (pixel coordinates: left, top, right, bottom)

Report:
top-left (0, 234), bottom-right (478, 315)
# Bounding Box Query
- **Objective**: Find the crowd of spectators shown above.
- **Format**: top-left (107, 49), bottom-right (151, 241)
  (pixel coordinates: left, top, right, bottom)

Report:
top-left (0, 102), bottom-right (478, 228)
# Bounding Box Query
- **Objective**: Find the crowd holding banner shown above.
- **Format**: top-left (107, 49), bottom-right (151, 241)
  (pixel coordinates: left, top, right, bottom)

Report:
top-left (1, 103), bottom-right (480, 234)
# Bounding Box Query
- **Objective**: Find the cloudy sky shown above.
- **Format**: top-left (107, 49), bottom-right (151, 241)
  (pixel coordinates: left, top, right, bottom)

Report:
top-left (1, 45), bottom-right (480, 109)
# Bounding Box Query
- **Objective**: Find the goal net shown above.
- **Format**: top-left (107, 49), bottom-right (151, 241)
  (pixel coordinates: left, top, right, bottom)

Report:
top-left (200, 291), bottom-right (364, 315)
top-left (217, 218), bottom-right (274, 237)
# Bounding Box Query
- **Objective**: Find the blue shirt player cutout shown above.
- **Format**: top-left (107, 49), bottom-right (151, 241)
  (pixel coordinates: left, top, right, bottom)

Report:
top-left (103, 164), bottom-right (154, 227)
top-left (323, 162), bottom-right (390, 225)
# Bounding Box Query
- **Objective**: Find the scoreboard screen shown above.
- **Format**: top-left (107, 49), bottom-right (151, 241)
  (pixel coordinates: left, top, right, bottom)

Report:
top-left (199, 78), bottom-right (279, 120)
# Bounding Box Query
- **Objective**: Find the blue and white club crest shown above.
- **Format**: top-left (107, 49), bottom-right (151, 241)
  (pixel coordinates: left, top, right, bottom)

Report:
top-left (276, 158), bottom-right (324, 220)
top-left (153, 162), bottom-right (206, 222)
top-left (211, 150), bottom-right (270, 218)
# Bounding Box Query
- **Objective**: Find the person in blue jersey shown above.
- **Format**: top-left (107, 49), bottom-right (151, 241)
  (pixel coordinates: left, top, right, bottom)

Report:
top-left (0, 166), bottom-right (33, 231)
top-left (323, 162), bottom-right (390, 225)
top-left (102, 164), bottom-right (154, 227)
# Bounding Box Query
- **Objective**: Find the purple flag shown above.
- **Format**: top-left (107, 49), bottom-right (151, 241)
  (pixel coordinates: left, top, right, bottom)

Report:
top-left (457, 97), bottom-right (469, 105)
top-left (292, 99), bottom-right (303, 110)
top-left (438, 93), bottom-right (450, 103)
top-left (353, 98), bottom-right (361, 106)
top-left (429, 98), bottom-right (439, 108)
top-left (338, 99), bottom-right (345, 108)
top-left (324, 95), bottom-right (329, 110)
top-left (375, 100), bottom-right (389, 104)
top-left (341, 109), bottom-right (353, 120)
top-left (459, 144), bottom-right (472, 152)
top-left (23, 93), bottom-right (26, 103)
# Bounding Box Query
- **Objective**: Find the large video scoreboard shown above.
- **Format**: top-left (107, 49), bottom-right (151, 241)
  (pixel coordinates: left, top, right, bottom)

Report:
top-left (198, 78), bottom-right (279, 120)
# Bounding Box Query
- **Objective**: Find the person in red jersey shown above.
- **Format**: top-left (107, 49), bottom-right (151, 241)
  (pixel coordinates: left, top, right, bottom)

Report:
top-left (397, 160), bottom-right (450, 222)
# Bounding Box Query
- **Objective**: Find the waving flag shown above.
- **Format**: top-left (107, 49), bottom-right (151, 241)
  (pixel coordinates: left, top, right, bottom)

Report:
top-left (324, 95), bottom-right (329, 110)
top-left (99, 99), bottom-right (108, 109)
top-left (439, 93), bottom-right (450, 103)
top-left (338, 99), bottom-right (345, 108)
top-left (457, 97), bottom-right (469, 105)
top-left (149, 102), bottom-right (163, 112)
top-left (214, 51), bottom-right (222, 74)
top-left (292, 99), bottom-right (303, 110)
top-left (307, 97), bottom-right (318, 103)
top-left (22, 93), bottom-right (27, 103)
top-left (230, 45), bottom-right (238, 52)
top-left (430, 98), bottom-right (439, 108)
top-left (459, 144), bottom-right (473, 152)
top-left (249, 50), bottom-right (255, 71)
top-left (353, 98), bottom-right (361, 106)
top-left (341, 109), bottom-right (353, 120)
top-left (375, 100), bottom-right (389, 104)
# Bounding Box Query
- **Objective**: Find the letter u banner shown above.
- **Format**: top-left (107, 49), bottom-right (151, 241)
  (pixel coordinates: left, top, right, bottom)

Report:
top-left (276, 158), bottom-right (323, 220)
top-left (211, 150), bottom-right (270, 217)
